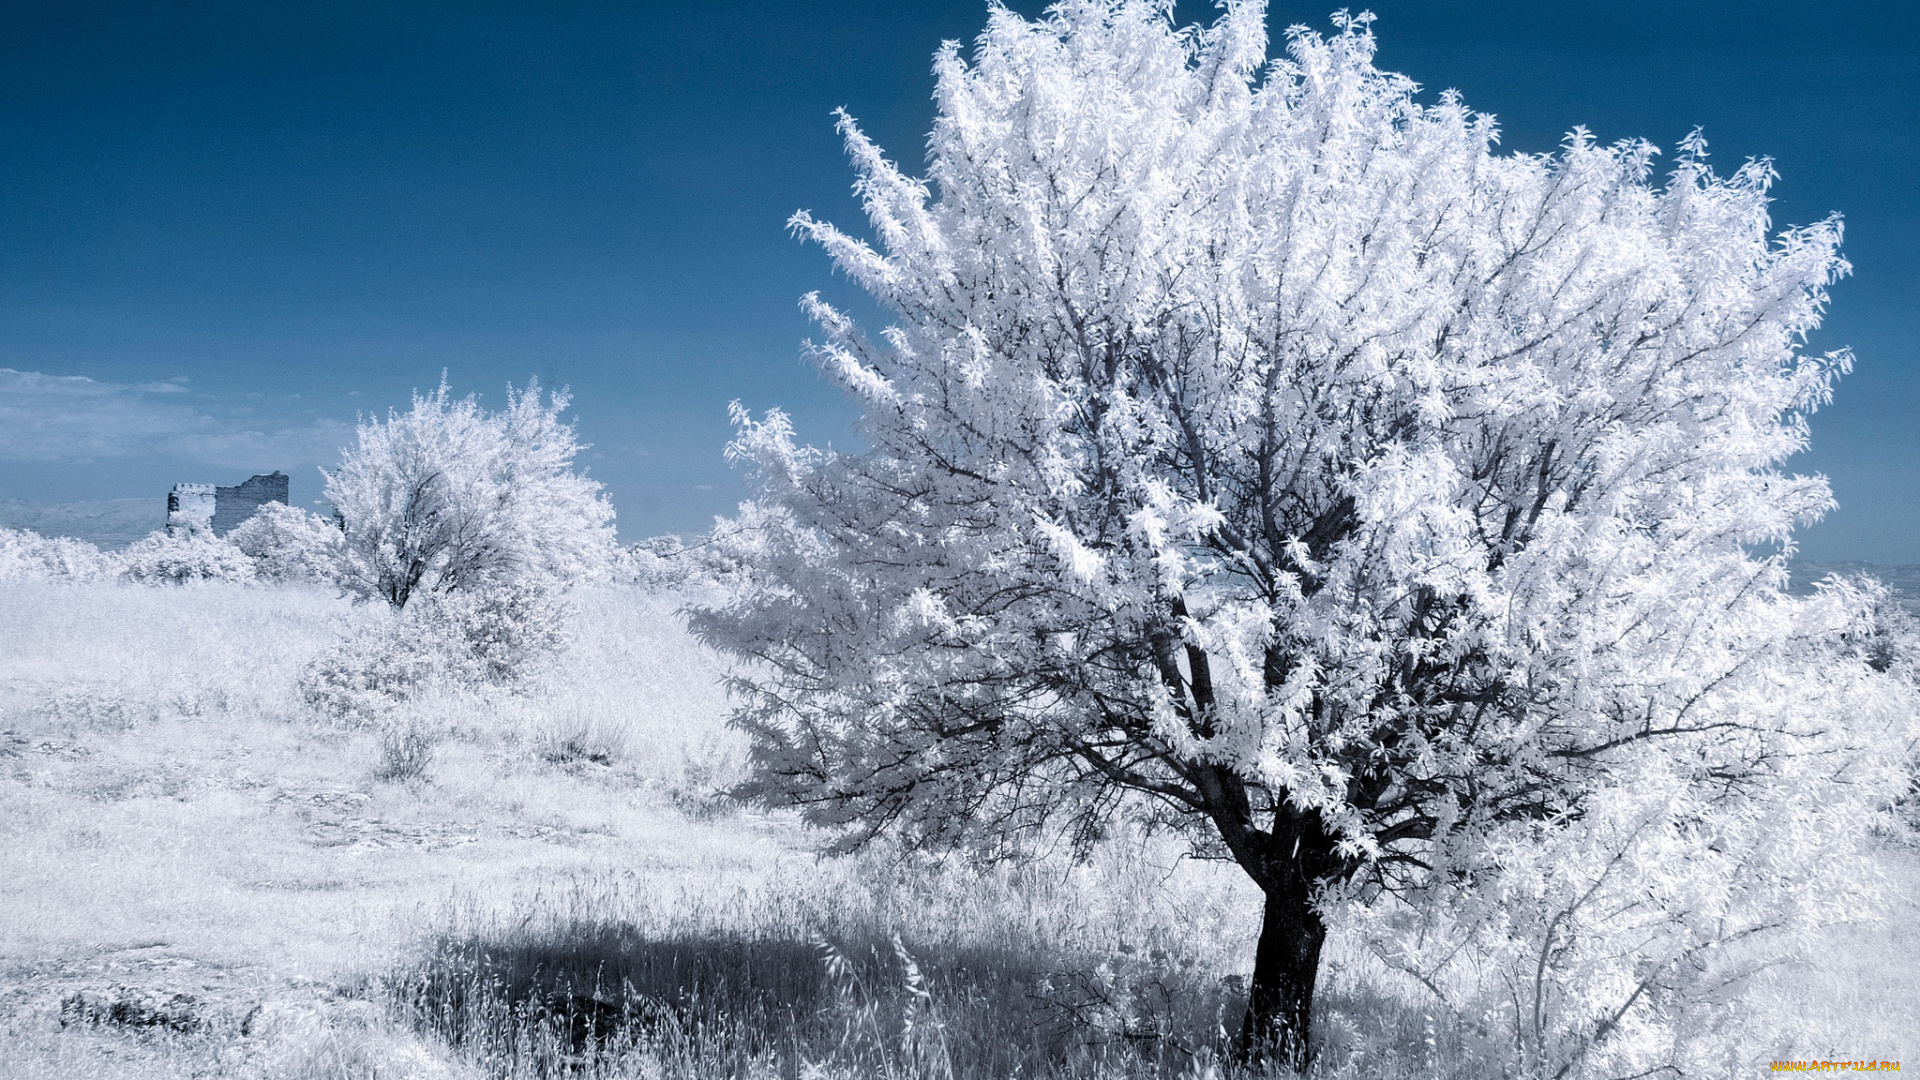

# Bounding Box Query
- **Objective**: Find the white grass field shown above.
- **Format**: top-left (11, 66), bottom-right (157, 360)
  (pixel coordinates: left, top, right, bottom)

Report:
top-left (1, 580), bottom-right (1914, 1078)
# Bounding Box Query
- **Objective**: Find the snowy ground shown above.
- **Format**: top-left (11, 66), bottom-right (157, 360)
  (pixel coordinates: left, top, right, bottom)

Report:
top-left (0, 581), bottom-right (1913, 1077)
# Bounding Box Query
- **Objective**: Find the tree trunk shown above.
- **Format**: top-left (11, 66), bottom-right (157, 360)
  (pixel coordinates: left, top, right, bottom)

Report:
top-left (1238, 868), bottom-right (1327, 1072)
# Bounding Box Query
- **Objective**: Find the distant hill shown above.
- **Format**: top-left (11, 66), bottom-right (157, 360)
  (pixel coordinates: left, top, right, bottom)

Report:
top-left (0, 498), bottom-right (164, 551)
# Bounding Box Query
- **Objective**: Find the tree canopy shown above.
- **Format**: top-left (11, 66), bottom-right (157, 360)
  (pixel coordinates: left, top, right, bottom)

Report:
top-left (694, 2), bottom-right (1914, 1071)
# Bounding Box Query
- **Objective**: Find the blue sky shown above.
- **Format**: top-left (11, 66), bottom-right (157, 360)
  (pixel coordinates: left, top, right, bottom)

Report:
top-left (2, 0), bottom-right (1915, 561)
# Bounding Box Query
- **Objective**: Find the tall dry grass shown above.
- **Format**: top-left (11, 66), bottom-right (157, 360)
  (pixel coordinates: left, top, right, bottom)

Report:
top-left (376, 846), bottom-right (1260, 1080)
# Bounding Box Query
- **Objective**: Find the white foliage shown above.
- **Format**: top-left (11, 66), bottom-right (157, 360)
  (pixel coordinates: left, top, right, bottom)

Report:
top-left (1341, 583), bottom-right (1911, 1076)
top-left (323, 376), bottom-right (616, 609)
top-left (228, 501), bottom-right (347, 584)
top-left (301, 580), bottom-right (572, 722)
top-left (693, 1), bottom-right (1916, 1069)
top-left (119, 528), bottom-right (257, 584)
top-left (305, 377), bottom-right (614, 696)
top-left (617, 533), bottom-right (738, 595)
top-left (0, 527), bottom-right (113, 582)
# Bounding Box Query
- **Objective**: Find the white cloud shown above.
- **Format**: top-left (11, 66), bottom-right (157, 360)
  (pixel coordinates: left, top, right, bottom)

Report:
top-left (0, 368), bottom-right (352, 467)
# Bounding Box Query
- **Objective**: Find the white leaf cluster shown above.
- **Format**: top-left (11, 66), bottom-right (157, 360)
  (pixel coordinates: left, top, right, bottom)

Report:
top-left (1339, 579), bottom-right (1913, 1074)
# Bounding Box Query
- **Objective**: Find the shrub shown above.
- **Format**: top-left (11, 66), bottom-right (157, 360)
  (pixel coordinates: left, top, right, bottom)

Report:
top-left (301, 581), bottom-right (571, 722)
top-left (119, 529), bottom-right (256, 584)
top-left (0, 526), bottom-right (112, 582)
top-left (228, 501), bottom-right (346, 584)
top-left (373, 722), bottom-right (438, 783)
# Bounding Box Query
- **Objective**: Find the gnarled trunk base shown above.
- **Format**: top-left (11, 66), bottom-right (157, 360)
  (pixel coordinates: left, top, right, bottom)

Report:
top-left (1237, 873), bottom-right (1326, 1072)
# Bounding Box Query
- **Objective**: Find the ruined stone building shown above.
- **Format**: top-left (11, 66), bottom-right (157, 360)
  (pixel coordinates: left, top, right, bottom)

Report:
top-left (166, 472), bottom-right (289, 537)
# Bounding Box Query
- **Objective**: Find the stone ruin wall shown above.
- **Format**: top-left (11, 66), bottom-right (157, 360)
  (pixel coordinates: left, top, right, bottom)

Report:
top-left (165, 484), bottom-right (216, 535)
top-left (210, 472), bottom-right (289, 535)
top-left (166, 472), bottom-right (289, 537)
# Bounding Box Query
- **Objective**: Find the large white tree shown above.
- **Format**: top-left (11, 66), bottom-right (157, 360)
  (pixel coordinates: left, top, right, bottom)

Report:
top-left (694, 3), bottom-right (1911, 1070)
top-left (326, 376), bottom-right (615, 608)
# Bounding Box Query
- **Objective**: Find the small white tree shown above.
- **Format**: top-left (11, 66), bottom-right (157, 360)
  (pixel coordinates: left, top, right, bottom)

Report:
top-left (693, 2), bottom-right (1915, 1071)
top-left (325, 376), bottom-right (615, 608)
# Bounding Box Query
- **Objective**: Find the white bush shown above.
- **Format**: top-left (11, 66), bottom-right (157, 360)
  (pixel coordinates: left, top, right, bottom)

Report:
top-left (118, 528), bottom-right (257, 584)
top-left (619, 533), bottom-right (736, 595)
top-left (301, 580), bottom-right (571, 722)
top-left (0, 527), bottom-right (112, 582)
top-left (228, 501), bottom-right (346, 584)
top-left (299, 614), bottom-right (449, 723)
